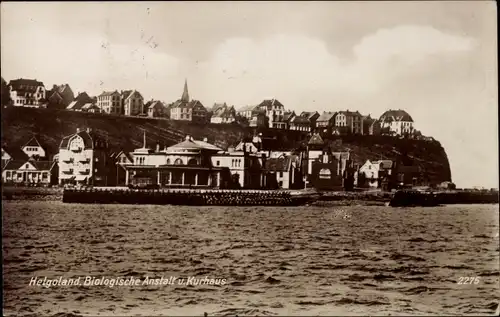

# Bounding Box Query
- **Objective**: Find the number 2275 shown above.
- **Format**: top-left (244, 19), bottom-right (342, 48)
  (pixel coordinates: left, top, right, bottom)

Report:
top-left (458, 277), bottom-right (480, 284)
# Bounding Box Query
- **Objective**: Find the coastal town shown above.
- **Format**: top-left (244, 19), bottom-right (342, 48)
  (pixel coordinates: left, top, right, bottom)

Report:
top-left (1, 76), bottom-right (455, 192)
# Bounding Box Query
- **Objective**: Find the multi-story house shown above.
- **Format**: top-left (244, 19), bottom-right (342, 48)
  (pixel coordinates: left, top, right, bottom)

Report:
top-left (97, 91), bottom-right (122, 115)
top-left (264, 154), bottom-right (302, 189)
top-left (21, 136), bottom-right (46, 159)
top-left (300, 111), bottom-right (320, 131)
top-left (289, 115), bottom-right (311, 132)
top-left (334, 110), bottom-right (364, 135)
top-left (210, 103), bottom-right (236, 124)
top-left (379, 109), bottom-right (414, 136)
top-left (358, 159), bottom-right (393, 188)
top-left (169, 80), bottom-right (208, 124)
top-left (362, 115), bottom-right (382, 135)
top-left (316, 112), bottom-right (336, 134)
top-left (8, 78), bottom-right (46, 108)
top-left (249, 110), bottom-right (267, 128)
top-left (121, 90), bottom-right (144, 116)
top-left (46, 84), bottom-right (75, 109)
top-left (256, 99), bottom-right (286, 129)
top-left (58, 128), bottom-right (110, 186)
top-left (283, 111), bottom-right (296, 129)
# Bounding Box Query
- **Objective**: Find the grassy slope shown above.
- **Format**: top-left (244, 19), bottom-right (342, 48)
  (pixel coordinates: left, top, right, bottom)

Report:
top-left (1, 107), bottom-right (451, 183)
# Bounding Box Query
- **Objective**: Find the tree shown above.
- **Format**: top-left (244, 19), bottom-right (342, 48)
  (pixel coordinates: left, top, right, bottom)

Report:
top-left (1, 78), bottom-right (11, 107)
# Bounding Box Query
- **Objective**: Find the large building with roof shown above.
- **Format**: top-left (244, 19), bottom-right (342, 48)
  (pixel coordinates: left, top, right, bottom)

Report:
top-left (256, 98), bottom-right (286, 129)
top-left (58, 128), bottom-right (110, 185)
top-left (379, 109), bottom-right (414, 135)
top-left (121, 90), bottom-right (144, 116)
top-left (97, 91), bottom-right (122, 115)
top-left (8, 78), bottom-right (47, 108)
top-left (169, 80), bottom-right (208, 123)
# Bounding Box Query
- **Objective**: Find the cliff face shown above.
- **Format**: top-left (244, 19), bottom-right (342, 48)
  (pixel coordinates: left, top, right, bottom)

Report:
top-left (1, 107), bottom-right (451, 184)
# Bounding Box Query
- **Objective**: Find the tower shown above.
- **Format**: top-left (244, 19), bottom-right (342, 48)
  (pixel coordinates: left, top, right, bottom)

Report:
top-left (181, 79), bottom-right (189, 102)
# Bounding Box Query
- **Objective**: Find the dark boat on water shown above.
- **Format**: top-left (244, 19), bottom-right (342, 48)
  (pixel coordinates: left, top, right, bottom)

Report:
top-left (62, 188), bottom-right (321, 206)
top-left (389, 190), bottom-right (440, 207)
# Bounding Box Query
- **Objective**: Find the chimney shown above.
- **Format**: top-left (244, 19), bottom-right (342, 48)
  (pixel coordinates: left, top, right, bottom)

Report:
top-left (203, 137), bottom-right (208, 142)
top-left (185, 135), bottom-right (190, 141)
top-left (76, 128), bottom-right (81, 133)
top-left (156, 143), bottom-right (160, 152)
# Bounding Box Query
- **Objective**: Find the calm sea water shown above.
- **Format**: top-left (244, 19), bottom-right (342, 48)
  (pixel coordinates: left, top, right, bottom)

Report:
top-left (2, 201), bottom-right (499, 316)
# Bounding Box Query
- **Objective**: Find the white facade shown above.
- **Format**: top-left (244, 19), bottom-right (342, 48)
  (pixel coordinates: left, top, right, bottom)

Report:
top-left (97, 92), bottom-right (122, 115)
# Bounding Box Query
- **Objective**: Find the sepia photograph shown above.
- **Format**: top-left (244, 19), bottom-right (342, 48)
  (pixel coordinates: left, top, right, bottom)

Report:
top-left (1, 1), bottom-right (499, 316)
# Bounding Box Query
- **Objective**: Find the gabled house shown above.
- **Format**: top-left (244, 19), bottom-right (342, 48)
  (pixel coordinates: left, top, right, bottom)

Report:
top-left (316, 112), bottom-right (336, 134)
top-left (362, 115), bottom-right (381, 135)
top-left (121, 90), bottom-right (144, 116)
top-left (335, 110), bottom-right (364, 135)
top-left (21, 136), bottom-right (46, 159)
top-left (290, 115), bottom-right (310, 132)
top-left (210, 103), bottom-right (236, 124)
top-left (358, 159), bottom-right (393, 188)
top-left (145, 100), bottom-right (168, 118)
top-left (300, 111), bottom-right (320, 131)
top-left (256, 99), bottom-right (286, 129)
top-left (2, 158), bottom-right (58, 186)
top-left (169, 80), bottom-right (208, 124)
top-left (8, 78), bottom-right (46, 108)
top-left (264, 154), bottom-right (302, 189)
top-left (2, 145), bottom-right (29, 169)
top-left (97, 91), bottom-right (122, 115)
top-left (379, 109), bottom-right (414, 136)
top-left (237, 105), bottom-right (259, 120)
top-left (109, 150), bottom-right (134, 186)
top-left (283, 111), bottom-right (296, 129)
top-left (81, 103), bottom-right (101, 113)
top-left (46, 84), bottom-right (75, 109)
top-left (67, 92), bottom-right (95, 111)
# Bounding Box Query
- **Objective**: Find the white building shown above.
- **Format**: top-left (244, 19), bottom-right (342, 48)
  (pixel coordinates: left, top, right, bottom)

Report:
top-left (97, 91), bottom-right (122, 115)
top-left (8, 78), bottom-right (46, 108)
top-left (256, 99), bottom-right (286, 129)
top-left (379, 109), bottom-right (414, 135)
top-left (21, 136), bottom-right (46, 159)
top-left (58, 128), bottom-right (109, 185)
top-left (358, 159), bottom-right (393, 188)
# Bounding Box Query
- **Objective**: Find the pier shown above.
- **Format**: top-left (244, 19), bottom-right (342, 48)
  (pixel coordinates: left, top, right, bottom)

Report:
top-left (62, 188), bottom-right (319, 206)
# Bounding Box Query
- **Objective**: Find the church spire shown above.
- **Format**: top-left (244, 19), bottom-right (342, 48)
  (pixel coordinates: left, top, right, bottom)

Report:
top-left (181, 78), bottom-right (190, 102)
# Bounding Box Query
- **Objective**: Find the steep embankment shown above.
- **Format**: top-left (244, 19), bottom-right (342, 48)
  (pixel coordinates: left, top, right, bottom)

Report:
top-left (1, 107), bottom-right (451, 184)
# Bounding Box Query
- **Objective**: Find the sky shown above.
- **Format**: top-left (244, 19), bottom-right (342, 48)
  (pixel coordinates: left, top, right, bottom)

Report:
top-left (1, 1), bottom-right (497, 188)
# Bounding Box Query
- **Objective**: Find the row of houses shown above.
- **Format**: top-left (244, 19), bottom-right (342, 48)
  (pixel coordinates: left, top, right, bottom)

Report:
top-left (2, 130), bottom-right (423, 190)
top-left (3, 77), bottom-right (417, 137)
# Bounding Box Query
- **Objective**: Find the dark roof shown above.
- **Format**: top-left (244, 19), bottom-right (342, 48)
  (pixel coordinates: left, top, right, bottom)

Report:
top-left (238, 105), bottom-right (259, 112)
top-left (3, 159), bottom-right (55, 171)
top-left (292, 115), bottom-right (310, 124)
top-left (380, 109), bottom-right (414, 122)
top-left (23, 136), bottom-right (43, 148)
top-left (300, 111), bottom-right (320, 120)
top-left (257, 99), bottom-right (285, 111)
top-left (121, 90), bottom-right (133, 99)
top-left (68, 92), bottom-right (94, 110)
top-left (3, 160), bottom-right (26, 170)
top-left (373, 160), bottom-right (393, 169)
top-left (2, 145), bottom-right (29, 161)
top-left (99, 91), bottom-right (120, 97)
top-left (317, 112), bottom-right (336, 122)
top-left (59, 130), bottom-right (105, 149)
top-left (146, 100), bottom-right (166, 110)
top-left (8, 78), bottom-right (45, 89)
top-left (283, 111), bottom-right (295, 122)
top-left (171, 99), bottom-right (205, 110)
top-left (338, 110), bottom-right (362, 117)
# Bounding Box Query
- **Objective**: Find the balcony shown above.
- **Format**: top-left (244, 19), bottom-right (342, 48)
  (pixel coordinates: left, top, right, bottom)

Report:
top-left (62, 167), bottom-right (74, 174)
top-left (79, 168), bottom-right (90, 175)
top-left (62, 157), bottom-right (74, 163)
top-left (78, 157), bottom-right (90, 163)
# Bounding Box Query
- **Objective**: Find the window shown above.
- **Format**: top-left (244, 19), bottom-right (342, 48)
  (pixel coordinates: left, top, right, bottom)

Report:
top-left (6, 171), bottom-right (10, 178)
top-left (216, 160), bottom-right (220, 166)
top-left (166, 158), bottom-right (171, 165)
top-left (174, 158), bottom-right (183, 165)
top-left (279, 172), bottom-right (283, 178)
top-left (319, 168), bottom-right (332, 179)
